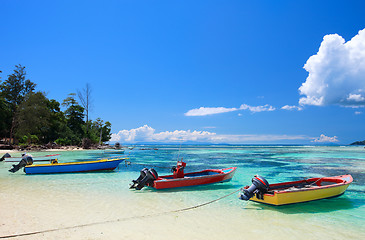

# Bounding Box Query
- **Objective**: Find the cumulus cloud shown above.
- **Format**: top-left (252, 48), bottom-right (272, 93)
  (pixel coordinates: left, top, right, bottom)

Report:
top-left (355, 111), bottom-right (362, 115)
top-left (184, 107), bottom-right (238, 116)
top-left (185, 104), bottom-right (276, 116)
top-left (299, 28), bottom-right (365, 107)
top-left (281, 105), bottom-right (303, 111)
top-left (311, 134), bottom-right (339, 143)
top-left (110, 125), bottom-right (309, 143)
top-left (111, 125), bottom-right (217, 143)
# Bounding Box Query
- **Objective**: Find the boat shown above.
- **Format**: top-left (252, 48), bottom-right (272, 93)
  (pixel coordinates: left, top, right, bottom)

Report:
top-left (130, 161), bottom-right (237, 190)
top-left (239, 175), bottom-right (353, 206)
top-left (23, 157), bottom-right (126, 174)
top-left (104, 149), bottom-right (125, 154)
top-left (1, 153), bottom-right (61, 162)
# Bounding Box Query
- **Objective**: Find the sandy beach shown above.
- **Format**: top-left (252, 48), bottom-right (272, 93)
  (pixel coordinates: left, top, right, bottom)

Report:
top-left (1, 177), bottom-right (363, 240)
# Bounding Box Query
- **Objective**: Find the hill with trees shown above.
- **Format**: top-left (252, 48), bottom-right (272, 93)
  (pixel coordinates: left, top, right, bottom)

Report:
top-left (350, 140), bottom-right (365, 145)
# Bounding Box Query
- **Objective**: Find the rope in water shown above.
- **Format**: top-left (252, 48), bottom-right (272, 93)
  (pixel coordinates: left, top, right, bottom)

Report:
top-left (0, 188), bottom-right (241, 239)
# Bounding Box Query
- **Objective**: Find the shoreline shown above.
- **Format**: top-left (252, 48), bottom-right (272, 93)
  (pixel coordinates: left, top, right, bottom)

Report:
top-left (0, 148), bottom-right (88, 155)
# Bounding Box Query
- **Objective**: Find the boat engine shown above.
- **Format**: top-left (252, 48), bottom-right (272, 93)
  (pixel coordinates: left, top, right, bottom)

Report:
top-left (239, 175), bottom-right (269, 201)
top-left (0, 153), bottom-right (11, 161)
top-left (171, 161), bottom-right (186, 178)
top-left (130, 168), bottom-right (158, 190)
top-left (8, 154), bottom-right (34, 173)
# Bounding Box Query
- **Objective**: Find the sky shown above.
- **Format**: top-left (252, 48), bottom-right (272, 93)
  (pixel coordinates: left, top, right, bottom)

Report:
top-left (1, 0), bottom-right (365, 144)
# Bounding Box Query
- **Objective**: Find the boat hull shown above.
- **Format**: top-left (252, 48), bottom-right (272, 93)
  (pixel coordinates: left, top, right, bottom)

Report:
top-left (250, 175), bottom-right (353, 206)
top-left (24, 158), bottom-right (126, 174)
top-left (152, 167), bottom-right (237, 189)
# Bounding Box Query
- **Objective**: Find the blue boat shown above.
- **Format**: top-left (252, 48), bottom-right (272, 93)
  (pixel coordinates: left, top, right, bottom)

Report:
top-left (24, 157), bottom-right (126, 174)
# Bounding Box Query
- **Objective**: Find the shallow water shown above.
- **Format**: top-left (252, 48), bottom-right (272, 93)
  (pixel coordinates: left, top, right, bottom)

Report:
top-left (0, 146), bottom-right (364, 239)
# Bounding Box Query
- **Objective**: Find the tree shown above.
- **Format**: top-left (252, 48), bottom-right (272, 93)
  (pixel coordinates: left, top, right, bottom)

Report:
top-left (15, 92), bottom-right (51, 144)
top-left (46, 99), bottom-right (68, 143)
top-left (89, 118), bottom-right (112, 144)
top-left (0, 93), bottom-right (11, 139)
top-left (77, 83), bottom-right (92, 136)
top-left (62, 93), bottom-right (85, 144)
top-left (0, 65), bottom-right (36, 142)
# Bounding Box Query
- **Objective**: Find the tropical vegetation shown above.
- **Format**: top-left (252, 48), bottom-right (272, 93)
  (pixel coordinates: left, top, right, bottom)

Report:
top-left (0, 65), bottom-right (111, 148)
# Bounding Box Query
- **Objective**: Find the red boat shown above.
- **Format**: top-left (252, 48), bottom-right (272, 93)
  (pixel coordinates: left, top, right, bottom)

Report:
top-left (130, 161), bottom-right (237, 190)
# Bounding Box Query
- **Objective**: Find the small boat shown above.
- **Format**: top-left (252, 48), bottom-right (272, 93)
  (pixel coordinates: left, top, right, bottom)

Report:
top-left (23, 157), bottom-right (126, 174)
top-left (1, 153), bottom-right (61, 162)
top-left (239, 175), bottom-right (353, 206)
top-left (104, 149), bottom-right (125, 154)
top-left (130, 161), bottom-right (237, 190)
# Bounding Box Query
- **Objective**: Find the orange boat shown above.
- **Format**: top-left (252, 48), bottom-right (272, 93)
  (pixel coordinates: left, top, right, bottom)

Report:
top-left (239, 175), bottom-right (353, 206)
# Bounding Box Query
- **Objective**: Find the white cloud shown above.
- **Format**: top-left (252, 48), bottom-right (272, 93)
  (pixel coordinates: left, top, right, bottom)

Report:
top-left (185, 104), bottom-right (276, 116)
top-left (110, 125), bottom-right (310, 143)
top-left (299, 28), bottom-right (365, 108)
top-left (281, 105), bottom-right (303, 111)
top-left (240, 104), bottom-right (275, 112)
top-left (311, 134), bottom-right (339, 143)
top-left (111, 125), bottom-right (217, 143)
top-left (355, 111), bottom-right (362, 115)
top-left (184, 107), bottom-right (238, 116)
top-left (347, 93), bottom-right (365, 102)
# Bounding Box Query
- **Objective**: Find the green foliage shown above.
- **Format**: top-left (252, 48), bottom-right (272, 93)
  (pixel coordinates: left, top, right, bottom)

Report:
top-left (0, 65), bottom-right (36, 112)
top-left (0, 66), bottom-right (112, 146)
top-left (62, 93), bottom-right (85, 141)
top-left (15, 92), bottom-right (51, 142)
top-left (19, 135), bottom-right (28, 144)
top-left (0, 95), bottom-right (11, 137)
top-left (0, 65), bottom-right (36, 140)
top-left (55, 138), bottom-right (72, 146)
top-left (87, 118), bottom-right (112, 144)
top-left (30, 134), bottom-right (39, 144)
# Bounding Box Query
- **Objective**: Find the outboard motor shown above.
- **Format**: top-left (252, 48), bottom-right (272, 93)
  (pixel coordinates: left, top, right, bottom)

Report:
top-left (130, 167), bottom-right (148, 188)
top-left (130, 168), bottom-right (158, 190)
top-left (0, 153), bottom-right (11, 161)
top-left (9, 154), bottom-right (33, 173)
top-left (239, 175), bottom-right (269, 201)
top-left (171, 161), bottom-right (186, 178)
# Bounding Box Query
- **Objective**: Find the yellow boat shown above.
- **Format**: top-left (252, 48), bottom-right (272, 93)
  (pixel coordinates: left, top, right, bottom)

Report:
top-left (239, 175), bottom-right (353, 206)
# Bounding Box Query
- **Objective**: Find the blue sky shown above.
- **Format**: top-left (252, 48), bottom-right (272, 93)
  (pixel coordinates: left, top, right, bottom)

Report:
top-left (1, 0), bottom-right (365, 144)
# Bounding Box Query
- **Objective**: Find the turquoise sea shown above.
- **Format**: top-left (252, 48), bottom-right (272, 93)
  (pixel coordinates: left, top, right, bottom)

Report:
top-left (1, 145), bottom-right (364, 239)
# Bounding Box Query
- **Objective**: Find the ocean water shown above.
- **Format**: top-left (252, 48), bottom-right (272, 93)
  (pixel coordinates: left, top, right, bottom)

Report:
top-left (0, 145), bottom-right (364, 240)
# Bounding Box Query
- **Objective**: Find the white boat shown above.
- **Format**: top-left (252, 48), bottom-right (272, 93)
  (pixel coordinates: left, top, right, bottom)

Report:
top-left (104, 149), bottom-right (125, 154)
top-left (1, 153), bottom-right (61, 162)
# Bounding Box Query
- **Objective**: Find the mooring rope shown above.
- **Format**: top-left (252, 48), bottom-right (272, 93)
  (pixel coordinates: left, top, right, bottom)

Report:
top-left (0, 188), bottom-right (241, 239)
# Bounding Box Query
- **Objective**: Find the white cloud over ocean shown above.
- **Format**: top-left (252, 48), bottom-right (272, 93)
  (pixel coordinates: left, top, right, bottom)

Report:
top-left (110, 125), bottom-right (309, 143)
top-left (299, 28), bottom-right (365, 108)
top-left (311, 134), bottom-right (339, 143)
